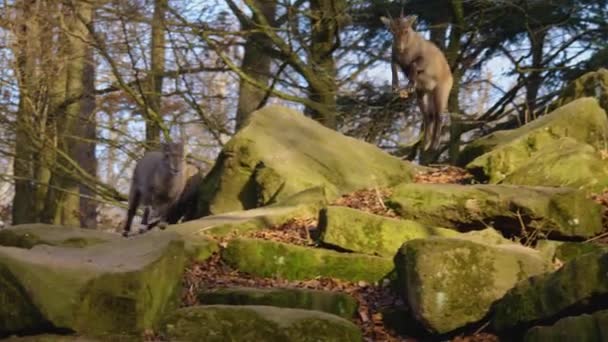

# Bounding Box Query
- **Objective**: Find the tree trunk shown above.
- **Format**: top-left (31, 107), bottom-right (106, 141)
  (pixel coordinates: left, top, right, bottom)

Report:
top-left (42, 1), bottom-right (93, 225)
top-left (12, 0), bottom-right (38, 224)
top-left (306, 0), bottom-right (344, 129)
top-left (144, 0), bottom-right (167, 150)
top-left (235, 0), bottom-right (276, 130)
top-left (77, 30), bottom-right (98, 229)
top-left (447, 0), bottom-right (464, 163)
top-left (524, 29), bottom-right (546, 122)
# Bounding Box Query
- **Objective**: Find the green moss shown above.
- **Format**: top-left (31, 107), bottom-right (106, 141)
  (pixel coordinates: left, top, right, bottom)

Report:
top-left (550, 68), bottom-right (608, 112)
top-left (387, 183), bottom-right (603, 239)
top-left (0, 233), bottom-right (186, 337)
top-left (222, 238), bottom-right (393, 283)
top-left (523, 309), bottom-right (608, 341)
top-left (394, 238), bottom-right (550, 334)
top-left (500, 138), bottom-right (608, 193)
top-left (319, 206), bottom-right (458, 257)
top-left (493, 251), bottom-right (608, 332)
top-left (198, 286), bottom-right (358, 318)
top-left (461, 97), bottom-right (608, 182)
top-left (0, 224), bottom-right (116, 249)
top-left (195, 105), bottom-right (416, 216)
top-left (162, 305), bottom-right (362, 342)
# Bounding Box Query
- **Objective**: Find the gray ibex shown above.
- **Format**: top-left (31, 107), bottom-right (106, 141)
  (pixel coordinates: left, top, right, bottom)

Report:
top-left (381, 14), bottom-right (453, 150)
top-left (122, 142), bottom-right (186, 237)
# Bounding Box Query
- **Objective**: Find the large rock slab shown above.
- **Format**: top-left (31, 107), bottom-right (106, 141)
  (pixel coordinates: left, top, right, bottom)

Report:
top-left (387, 183), bottom-right (603, 239)
top-left (222, 238), bottom-right (393, 283)
top-left (536, 239), bottom-right (608, 263)
top-left (551, 68), bottom-right (608, 112)
top-left (0, 224), bottom-right (119, 249)
top-left (394, 237), bottom-right (551, 334)
top-left (196, 105), bottom-right (416, 216)
top-left (459, 98), bottom-right (608, 181)
top-left (492, 251), bottom-right (608, 332)
top-left (500, 138), bottom-right (608, 192)
top-left (198, 286), bottom-right (358, 319)
top-left (0, 232), bottom-right (186, 337)
top-left (318, 206), bottom-right (457, 257)
top-left (162, 305), bottom-right (362, 342)
top-left (523, 310), bottom-right (608, 342)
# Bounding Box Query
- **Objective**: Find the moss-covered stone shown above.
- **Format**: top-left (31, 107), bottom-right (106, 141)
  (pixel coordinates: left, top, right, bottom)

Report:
top-left (0, 224), bottom-right (118, 249)
top-left (492, 251), bottom-right (608, 332)
top-left (500, 138), bottom-right (608, 192)
top-left (198, 286), bottom-right (358, 319)
top-left (318, 206), bottom-right (458, 257)
top-left (0, 232), bottom-right (185, 337)
top-left (222, 238), bottom-right (393, 283)
top-left (535, 239), bottom-right (608, 263)
top-left (196, 105), bottom-right (417, 216)
top-left (162, 305), bottom-right (362, 342)
top-left (3, 334), bottom-right (135, 341)
top-left (170, 203), bottom-right (321, 262)
top-left (523, 310), bottom-right (608, 342)
top-left (387, 183), bottom-right (603, 239)
top-left (460, 98), bottom-right (608, 181)
top-left (394, 238), bottom-right (551, 334)
top-left (550, 68), bottom-right (608, 112)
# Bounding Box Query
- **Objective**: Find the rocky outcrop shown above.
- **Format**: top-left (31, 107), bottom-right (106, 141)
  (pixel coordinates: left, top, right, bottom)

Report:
top-left (459, 98), bottom-right (608, 181)
top-left (523, 310), bottom-right (608, 342)
top-left (394, 236), bottom-right (551, 334)
top-left (195, 105), bottom-right (417, 216)
top-left (222, 238), bottom-right (393, 283)
top-left (492, 251), bottom-right (608, 333)
top-left (198, 286), bottom-right (358, 319)
top-left (162, 305), bottom-right (362, 341)
top-left (0, 232), bottom-right (186, 337)
top-left (387, 183), bottom-right (602, 239)
top-left (318, 206), bottom-right (457, 257)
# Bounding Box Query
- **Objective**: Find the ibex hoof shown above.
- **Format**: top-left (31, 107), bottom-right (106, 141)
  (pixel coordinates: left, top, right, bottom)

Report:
top-left (158, 222), bottom-right (168, 230)
top-left (122, 231), bottom-right (130, 238)
top-left (139, 227), bottom-right (149, 234)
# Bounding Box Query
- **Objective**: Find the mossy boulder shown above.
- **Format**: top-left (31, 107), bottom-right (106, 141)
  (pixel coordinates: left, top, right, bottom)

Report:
top-left (492, 251), bottom-right (608, 332)
top-left (550, 68), bottom-right (608, 112)
top-left (387, 183), bottom-right (603, 239)
top-left (198, 286), bottom-right (358, 319)
top-left (0, 224), bottom-right (118, 249)
top-left (318, 206), bottom-right (458, 257)
top-left (500, 138), bottom-right (608, 193)
top-left (523, 310), bottom-right (608, 342)
top-left (535, 239), bottom-right (608, 263)
top-left (3, 335), bottom-right (104, 341)
top-left (394, 238), bottom-right (551, 334)
top-left (196, 105), bottom-right (416, 216)
top-left (222, 238), bottom-right (393, 283)
top-left (0, 232), bottom-right (186, 337)
top-left (162, 305), bottom-right (362, 342)
top-left (459, 98), bottom-right (608, 181)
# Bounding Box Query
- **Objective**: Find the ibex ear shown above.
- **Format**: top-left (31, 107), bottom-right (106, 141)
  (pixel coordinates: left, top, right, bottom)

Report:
top-left (404, 15), bottom-right (418, 27)
top-left (380, 16), bottom-right (391, 27)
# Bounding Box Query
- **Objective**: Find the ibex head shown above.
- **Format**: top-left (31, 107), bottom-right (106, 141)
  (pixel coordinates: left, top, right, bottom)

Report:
top-left (380, 14), bottom-right (418, 52)
top-left (162, 141), bottom-right (185, 175)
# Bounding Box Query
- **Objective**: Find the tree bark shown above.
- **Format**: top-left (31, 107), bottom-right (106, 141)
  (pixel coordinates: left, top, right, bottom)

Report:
top-left (306, 0), bottom-right (344, 129)
top-left (144, 0), bottom-right (167, 150)
top-left (524, 29), bottom-right (546, 122)
top-left (235, 0), bottom-right (276, 130)
top-left (77, 27), bottom-right (98, 229)
top-left (12, 0), bottom-right (38, 224)
top-left (42, 1), bottom-right (93, 225)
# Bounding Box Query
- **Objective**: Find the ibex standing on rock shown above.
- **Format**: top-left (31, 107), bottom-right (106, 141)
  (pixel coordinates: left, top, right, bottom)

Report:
top-left (381, 14), bottom-right (453, 150)
top-left (122, 142), bottom-right (186, 237)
